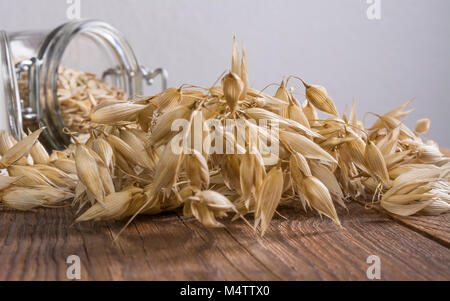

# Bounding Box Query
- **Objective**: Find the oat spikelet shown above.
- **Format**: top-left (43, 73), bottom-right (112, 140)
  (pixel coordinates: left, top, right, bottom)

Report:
top-left (75, 144), bottom-right (105, 204)
top-left (245, 107), bottom-right (320, 138)
top-left (299, 79), bottom-right (339, 117)
top-left (349, 99), bottom-right (358, 127)
top-left (0, 175), bottom-right (21, 191)
top-left (148, 104), bottom-right (193, 148)
top-left (30, 137), bottom-right (50, 165)
top-left (34, 164), bottom-right (77, 189)
top-left (240, 46), bottom-right (248, 100)
top-left (184, 190), bottom-right (235, 228)
top-left (303, 100), bottom-right (318, 123)
top-left (381, 200), bottom-right (433, 217)
top-left (285, 95), bottom-right (310, 129)
top-left (0, 130), bottom-right (16, 155)
top-left (275, 81), bottom-right (290, 102)
top-left (185, 149), bottom-right (209, 189)
top-left (89, 103), bottom-right (146, 124)
top-left (421, 200), bottom-right (450, 215)
top-left (76, 190), bottom-right (134, 222)
top-left (239, 154), bottom-right (255, 203)
top-left (156, 87), bottom-right (182, 113)
top-left (195, 190), bottom-right (235, 212)
top-left (231, 35), bottom-right (240, 75)
top-left (0, 128), bottom-right (44, 168)
top-left (222, 72), bottom-right (244, 114)
top-left (280, 131), bottom-right (337, 163)
top-left (371, 98), bottom-right (414, 130)
top-left (150, 142), bottom-right (184, 196)
top-left (303, 176), bottom-right (341, 225)
top-left (119, 130), bottom-right (155, 170)
top-left (290, 152), bottom-right (311, 177)
top-left (415, 118), bottom-right (430, 134)
top-left (107, 134), bottom-right (148, 170)
top-left (365, 141), bottom-right (390, 187)
top-left (92, 137), bottom-right (115, 171)
top-left (52, 159), bottom-right (76, 175)
top-left (1, 185), bottom-right (73, 210)
top-left (309, 160), bottom-right (346, 208)
top-left (255, 167), bottom-right (284, 235)
top-left (85, 147), bottom-right (115, 196)
top-left (7, 165), bottom-right (56, 187)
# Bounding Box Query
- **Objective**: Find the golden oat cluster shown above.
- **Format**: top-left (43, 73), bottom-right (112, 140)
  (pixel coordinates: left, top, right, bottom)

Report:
top-left (1, 38), bottom-right (449, 235)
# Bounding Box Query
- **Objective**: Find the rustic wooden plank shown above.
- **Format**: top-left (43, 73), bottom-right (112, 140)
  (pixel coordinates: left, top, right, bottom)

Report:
top-left (221, 202), bottom-right (450, 280)
top-left (175, 214), bottom-right (282, 280)
top-left (0, 206), bottom-right (124, 280)
top-left (356, 201), bottom-right (450, 247)
top-left (117, 213), bottom-right (250, 281)
top-left (0, 200), bottom-right (449, 281)
top-left (383, 213), bottom-right (450, 247)
top-left (0, 206), bottom-right (272, 280)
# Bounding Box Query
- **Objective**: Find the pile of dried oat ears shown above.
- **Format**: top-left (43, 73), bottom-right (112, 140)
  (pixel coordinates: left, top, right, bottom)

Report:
top-left (1, 39), bottom-right (449, 236)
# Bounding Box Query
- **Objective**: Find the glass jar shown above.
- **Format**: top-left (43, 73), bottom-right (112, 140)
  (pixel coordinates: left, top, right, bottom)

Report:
top-left (0, 20), bottom-right (167, 150)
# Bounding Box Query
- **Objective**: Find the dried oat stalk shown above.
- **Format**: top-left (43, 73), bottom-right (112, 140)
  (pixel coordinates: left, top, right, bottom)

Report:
top-left (2, 38), bottom-right (449, 236)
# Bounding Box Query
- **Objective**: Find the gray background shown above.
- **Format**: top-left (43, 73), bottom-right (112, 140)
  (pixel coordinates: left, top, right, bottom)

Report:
top-left (1, 0), bottom-right (449, 147)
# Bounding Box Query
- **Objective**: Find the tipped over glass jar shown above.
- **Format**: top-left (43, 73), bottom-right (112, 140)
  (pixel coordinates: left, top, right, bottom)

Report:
top-left (0, 20), bottom-right (167, 150)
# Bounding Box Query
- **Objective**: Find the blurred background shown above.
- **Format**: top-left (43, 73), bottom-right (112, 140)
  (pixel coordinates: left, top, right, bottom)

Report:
top-left (1, 0), bottom-right (449, 146)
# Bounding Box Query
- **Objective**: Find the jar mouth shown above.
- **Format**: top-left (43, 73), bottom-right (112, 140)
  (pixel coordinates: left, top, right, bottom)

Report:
top-left (0, 31), bottom-right (23, 140)
top-left (37, 20), bottom-right (142, 149)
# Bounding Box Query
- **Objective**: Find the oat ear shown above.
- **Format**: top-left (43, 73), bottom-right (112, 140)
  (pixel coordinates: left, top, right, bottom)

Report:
top-left (275, 80), bottom-right (289, 102)
top-left (75, 144), bottom-right (106, 206)
top-left (350, 98), bottom-right (358, 127)
top-left (185, 149), bottom-right (210, 189)
top-left (231, 34), bottom-right (240, 75)
top-left (0, 130), bottom-right (17, 155)
top-left (76, 191), bottom-right (133, 222)
top-left (303, 176), bottom-right (341, 226)
top-left (365, 141), bottom-right (390, 188)
top-left (255, 167), bottom-right (284, 235)
top-left (222, 72), bottom-right (244, 114)
top-left (27, 128), bottom-right (50, 165)
top-left (293, 77), bottom-right (339, 117)
top-left (239, 46), bottom-right (248, 100)
top-left (415, 118), bottom-right (430, 134)
top-left (0, 128), bottom-right (44, 168)
top-left (0, 175), bottom-right (22, 191)
top-left (89, 103), bottom-right (146, 124)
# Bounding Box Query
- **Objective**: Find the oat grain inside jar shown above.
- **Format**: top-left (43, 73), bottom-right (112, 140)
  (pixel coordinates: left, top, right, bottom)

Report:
top-left (5, 20), bottom-right (167, 150)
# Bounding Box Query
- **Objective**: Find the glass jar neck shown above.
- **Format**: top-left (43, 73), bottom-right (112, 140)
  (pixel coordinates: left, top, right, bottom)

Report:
top-left (0, 31), bottom-right (23, 140)
top-left (13, 20), bottom-right (143, 150)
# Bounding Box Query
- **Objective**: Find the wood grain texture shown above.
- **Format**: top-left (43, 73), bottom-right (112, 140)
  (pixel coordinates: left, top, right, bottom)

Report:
top-left (356, 201), bottom-right (450, 248)
top-left (0, 201), bottom-right (448, 281)
top-left (351, 148), bottom-right (450, 248)
top-left (223, 202), bottom-right (450, 281)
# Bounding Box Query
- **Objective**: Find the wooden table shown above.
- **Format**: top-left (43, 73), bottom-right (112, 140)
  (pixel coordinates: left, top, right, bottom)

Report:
top-left (1, 149), bottom-right (449, 281)
top-left (0, 199), bottom-right (448, 281)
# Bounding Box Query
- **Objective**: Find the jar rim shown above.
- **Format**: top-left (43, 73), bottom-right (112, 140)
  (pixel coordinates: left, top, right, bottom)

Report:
top-left (0, 31), bottom-right (23, 140)
top-left (36, 20), bottom-right (142, 149)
